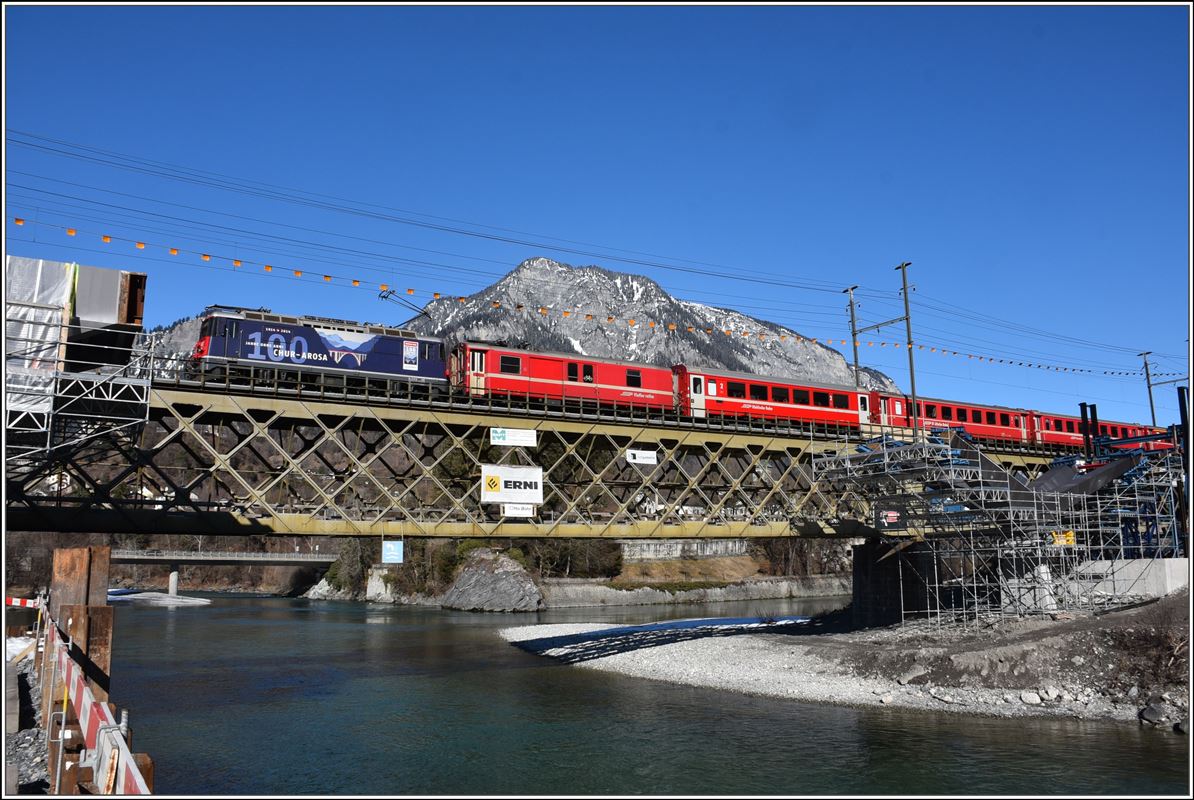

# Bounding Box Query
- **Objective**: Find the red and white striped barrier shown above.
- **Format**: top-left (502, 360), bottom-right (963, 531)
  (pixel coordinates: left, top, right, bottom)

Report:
top-left (6, 596), bottom-right (41, 608)
top-left (47, 616), bottom-right (151, 794)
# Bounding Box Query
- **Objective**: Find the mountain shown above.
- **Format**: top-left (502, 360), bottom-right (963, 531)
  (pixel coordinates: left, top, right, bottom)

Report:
top-left (404, 257), bottom-right (899, 391)
top-left (142, 315), bottom-right (201, 378)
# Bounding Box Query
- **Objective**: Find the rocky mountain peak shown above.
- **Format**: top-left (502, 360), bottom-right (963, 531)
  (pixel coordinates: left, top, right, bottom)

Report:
top-left (407, 258), bottom-right (899, 392)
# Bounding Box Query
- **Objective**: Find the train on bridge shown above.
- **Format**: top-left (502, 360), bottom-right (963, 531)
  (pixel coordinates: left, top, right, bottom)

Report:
top-left (190, 305), bottom-right (1170, 452)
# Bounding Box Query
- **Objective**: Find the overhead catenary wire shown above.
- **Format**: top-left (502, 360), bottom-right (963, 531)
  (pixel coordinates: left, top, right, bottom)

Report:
top-left (11, 134), bottom-right (1184, 367)
top-left (8, 216), bottom-right (1185, 383)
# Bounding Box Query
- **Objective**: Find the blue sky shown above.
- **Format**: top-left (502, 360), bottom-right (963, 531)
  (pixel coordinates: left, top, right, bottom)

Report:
top-left (4, 4), bottom-right (1190, 426)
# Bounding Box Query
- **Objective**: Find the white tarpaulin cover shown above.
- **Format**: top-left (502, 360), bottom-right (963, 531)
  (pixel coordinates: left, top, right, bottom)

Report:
top-left (6, 256), bottom-right (74, 412)
top-left (6, 256), bottom-right (74, 307)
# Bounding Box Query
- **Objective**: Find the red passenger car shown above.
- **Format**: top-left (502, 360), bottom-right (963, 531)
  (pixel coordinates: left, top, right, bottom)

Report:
top-left (1033, 413), bottom-right (1172, 451)
top-left (448, 342), bottom-right (675, 410)
top-left (673, 365), bottom-right (866, 428)
top-left (873, 392), bottom-right (1032, 444)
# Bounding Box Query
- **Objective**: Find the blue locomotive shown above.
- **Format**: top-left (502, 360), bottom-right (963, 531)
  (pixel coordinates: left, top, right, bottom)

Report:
top-left (188, 305), bottom-right (449, 390)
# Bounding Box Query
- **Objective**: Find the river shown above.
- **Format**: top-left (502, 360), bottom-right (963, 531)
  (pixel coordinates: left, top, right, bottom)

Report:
top-left (107, 594), bottom-right (1188, 795)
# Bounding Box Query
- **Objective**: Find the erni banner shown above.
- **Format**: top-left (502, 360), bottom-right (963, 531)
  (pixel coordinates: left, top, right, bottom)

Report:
top-left (490, 428), bottom-right (537, 447)
top-left (480, 465), bottom-right (544, 504)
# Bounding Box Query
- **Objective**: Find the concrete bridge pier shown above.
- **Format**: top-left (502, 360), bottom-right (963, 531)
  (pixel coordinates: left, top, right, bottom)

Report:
top-left (168, 565), bottom-right (179, 596)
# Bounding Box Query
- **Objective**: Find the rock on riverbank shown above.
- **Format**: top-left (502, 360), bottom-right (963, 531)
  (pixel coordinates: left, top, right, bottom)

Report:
top-left (440, 549), bottom-right (543, 612)
top-left (501, 590), bottom-right (1190, 726)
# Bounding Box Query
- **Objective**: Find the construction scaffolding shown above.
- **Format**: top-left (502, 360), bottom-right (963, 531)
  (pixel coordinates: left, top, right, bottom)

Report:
top-left (812, 427), bottom-right (1188, 623)
top-left (5, 257), bottom-right (154, 478)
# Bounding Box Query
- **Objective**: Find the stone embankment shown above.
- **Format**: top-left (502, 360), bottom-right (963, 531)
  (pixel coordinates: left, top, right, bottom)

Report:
top-left (307, 548), bottom-right (848, 610)
top-left (540, 574), bottom-right (848, 608)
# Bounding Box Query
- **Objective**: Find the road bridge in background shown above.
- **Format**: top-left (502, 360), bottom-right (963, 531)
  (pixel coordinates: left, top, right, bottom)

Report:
top-left (110, 549), bottom-right (338, 566)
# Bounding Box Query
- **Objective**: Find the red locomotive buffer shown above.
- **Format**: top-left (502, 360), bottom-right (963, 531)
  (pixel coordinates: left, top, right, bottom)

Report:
top-left (449, 342), bottom-right (675, 410)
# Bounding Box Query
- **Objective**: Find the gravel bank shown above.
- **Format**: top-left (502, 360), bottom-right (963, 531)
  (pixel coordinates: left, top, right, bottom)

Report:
top-left (501, 600), bottom-right (1190, 726)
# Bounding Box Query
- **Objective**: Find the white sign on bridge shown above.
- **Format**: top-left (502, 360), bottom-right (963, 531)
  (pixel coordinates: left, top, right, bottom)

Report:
top-left (626, 449), bottom-right (658, 465)
top-left (490, 428), bottom-right (537, 447)
top-left (480, 464), bottom-right (544, 504)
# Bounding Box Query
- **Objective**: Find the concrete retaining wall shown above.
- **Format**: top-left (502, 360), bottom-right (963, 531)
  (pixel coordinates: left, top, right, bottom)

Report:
top-left (540, 575), bottom-right (850, 608)
top-left (620, 538), bottom-right (750, 562)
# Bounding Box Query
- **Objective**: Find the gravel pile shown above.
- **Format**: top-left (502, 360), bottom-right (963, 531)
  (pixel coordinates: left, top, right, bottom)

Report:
top-left (500, 618), bottom-right (1184, 725)
top-left (5, 653), bottom-right (49, 792)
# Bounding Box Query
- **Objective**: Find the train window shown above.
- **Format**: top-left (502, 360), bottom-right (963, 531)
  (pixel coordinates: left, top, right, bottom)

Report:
top-left (1000, 413), bottom-right (1010, 427)
top-left (200, 318), bottom-right (214, 337)
top-left (956, 409), bottom-right (968, 423)
top-left (727, 382), bottom-right (746, 398)
top-left (813, 391), bottom-right (830, 407)
top-left (1066, 420), bottom-right (1075, 433)
top-left (941, 406), bottom-right (953, 421)
top-left (707, 381), bottom-right (717, 396)
top-left (692, 377), bottom-right (702, 395)
top-left (439, 343), bottom-right (446, 361)
top-left (772, 387), bottom-right (789, 403)
top-left (794, 389), bottom-right (810, 405)
top-left (986, 411), bottom-right (997, 425)
top-left (626, 369), bottom-right (642, 388)
top-left (925, 404), bottom-right (937, 419)
top-left (421, 342), bottom-right (431, 360)
top-left (749, 384), bottom-right (768, 401)
top-left (832, 394), bottom-right (849, 409)
top-left (583, 364), bottom-right (594, 382)
top-left (567, 363), bottom-right (579, 382)
top-left (499, 355), bottom-right (521, 374)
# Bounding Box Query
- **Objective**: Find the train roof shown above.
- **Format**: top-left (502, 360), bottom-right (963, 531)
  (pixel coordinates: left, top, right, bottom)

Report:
top-left (204, 304), bottom-right (439, 340)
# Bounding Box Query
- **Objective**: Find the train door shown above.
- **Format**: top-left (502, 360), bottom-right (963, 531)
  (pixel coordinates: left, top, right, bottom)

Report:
top-left (690, 375), bottom-right (707, 418)
top-left (468, 348), bottom-right (487, 395)
top-left (857, 394), bottom-right (869, 426)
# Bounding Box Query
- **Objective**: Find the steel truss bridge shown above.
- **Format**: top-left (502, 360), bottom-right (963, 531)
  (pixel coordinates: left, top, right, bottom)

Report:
top-left (5, 369), bottom-right (1063, 540)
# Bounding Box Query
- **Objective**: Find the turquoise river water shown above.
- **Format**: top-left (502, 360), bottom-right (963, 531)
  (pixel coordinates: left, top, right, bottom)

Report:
top-left (102, 594), bottom-right (1188, 795)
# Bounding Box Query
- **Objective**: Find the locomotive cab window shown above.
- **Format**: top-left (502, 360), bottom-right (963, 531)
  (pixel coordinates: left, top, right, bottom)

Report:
top-left (499, 355), bottom-right (521, 374)
top-left (626, 369), bottom-right (642, 388)
top-left (727, 382), bottom-right (746, 398)
top-left (832, 394), bottom-right (849, 409)
top-left (567, 363), bottom-right (579, 382)
top-left (813, 391), bottom-right (830, 407)
top-left (772, 387), bottom-right (789, 403)
top-left (749, 384), bottom-right (768, 401)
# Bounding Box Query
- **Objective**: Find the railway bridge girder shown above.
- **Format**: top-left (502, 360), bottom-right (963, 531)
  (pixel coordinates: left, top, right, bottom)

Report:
top-left (5, 386), bottom-right (1059, 540)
